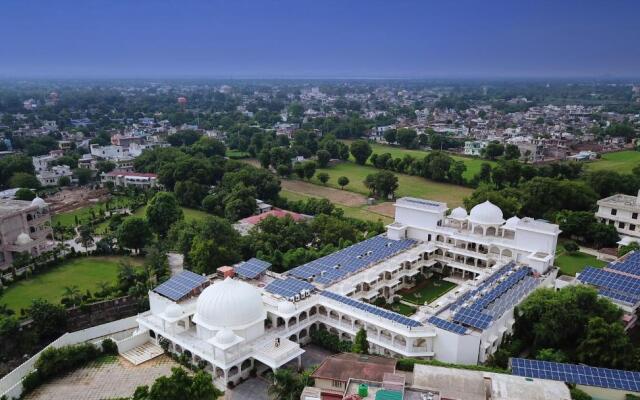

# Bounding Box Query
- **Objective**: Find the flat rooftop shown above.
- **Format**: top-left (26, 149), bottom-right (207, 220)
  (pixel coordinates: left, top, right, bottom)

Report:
top-left (598, 193), bottom-right (639, 208)
top-left (0, 199), bottom-right (34, 216)
top-left (395, 197), bottom-right (447, 211)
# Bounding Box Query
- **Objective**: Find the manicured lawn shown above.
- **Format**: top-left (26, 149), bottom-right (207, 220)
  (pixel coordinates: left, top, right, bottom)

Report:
top-left (555, 251), bottom-right (607, 276)
top-left (342, 140), bottom-right (495, 180)
top-left (280, 189), bottom-right (393, 224)
top-left (0, 256), bottom-right (142, 313)
top-left (399, 278), bottom-right (457, 305)
top-left (586, 150), bottom-right (640, 174)
top-left (312, 161), bottom-right (473, 207)
top-left (132, 205), bottom-right (210, 222)
top-left (388, 301), bottom-right (417, 316)
top-left (52, 202), bottom-right (108, 227)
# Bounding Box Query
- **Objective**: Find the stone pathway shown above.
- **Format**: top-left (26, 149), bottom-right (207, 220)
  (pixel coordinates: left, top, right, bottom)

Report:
top-left (25, 355), bottom-right (180, 400)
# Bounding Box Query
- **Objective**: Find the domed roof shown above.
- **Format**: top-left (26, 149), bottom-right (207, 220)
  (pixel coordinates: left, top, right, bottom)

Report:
top-left (165, 303), bottom-right (183, 319)
top-left (193, 277), bottom-right (265, 329)
top-left (278, 301), bottom-right (296, 314)
top-left (449, 207), bottom-right (468, 220)
top-left (15, 232), bottom-right (33, 246)
top-left (215, 328), bottom-right (236, 345)
top-left (31, 196), bottom-right (46, 208)
top-left (468, 201), bottom-right (504, 225)
top-left (504, 216), bottom-right (521, 230)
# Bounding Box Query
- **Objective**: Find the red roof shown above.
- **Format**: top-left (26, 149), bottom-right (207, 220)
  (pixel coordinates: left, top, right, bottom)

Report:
top-left (311, 353), bottom-right (396, 383)
top-left (105, 170), bottom-right (157, 178)
top-left (239, 208), bottom-right (304, 225)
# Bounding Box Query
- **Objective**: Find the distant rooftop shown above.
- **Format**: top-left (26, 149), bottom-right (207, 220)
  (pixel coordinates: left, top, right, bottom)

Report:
top-left (395, 197), bottom-right (447, 211)
top-left (598, 193), bottom-right (640, 209)
top-left (0, 199), bottom-right (36, 216)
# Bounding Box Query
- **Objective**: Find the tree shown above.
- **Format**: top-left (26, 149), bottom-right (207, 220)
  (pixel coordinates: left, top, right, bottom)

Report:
top-left (293, 162), bottom-right (305, 180)
top-left (618, 241), bottom-right (640, 257)
top-left (174, 179), bottom-right (209, 208)
top-left (350, 140), bottom-right (372, 165)
top-left (396, 128), bottom-right (418, 148)
top-left (337, 176), bottom-right (349, 189)
top-left (353, 327), bottom-right (369, 354)
top-left (26, 299), bottom-right (67, 342)
top-left (9, 172), bottom-right (40, 189)
top-left (76, 224), bottom-right (94, 251)
top-left (96, 160), bottom-right (116, 174)
top-left (482, 141), bottom-right (504, 160)
top-left (134, 367), bottom-right (221, 400)
top-left (303, 161), bottom-right (317, 180)
top-left (364, 171), bottom-right (398, 199)
top-left (576, 317), bottom-right (635, 369)
top-left (146, 192), bottom-right (184, 236)
top-left (383, 129), bottom-right (396, 144)
top-left (589, 223), bottom-right (620, 249)
top-left (191, 136), bottom-right (226, 158)
top-left (15, 187), bottom-right (35, 201)
top-left (268, 368), bottom-right (313, 400)
top-left (317, 172), bottom-right (329, 185)
top-left (316, 149), bottom-right (331, 168)
top-left (504, 144), bottom-right (521, 160)
top-left (58, 175), bottom-right (71, 187)
top-left (563, 240), bottom-right (579, 254)
top-left (117, 217), bottom-right (152, 253)
top-left (73, 168), bottom-right (93, 185)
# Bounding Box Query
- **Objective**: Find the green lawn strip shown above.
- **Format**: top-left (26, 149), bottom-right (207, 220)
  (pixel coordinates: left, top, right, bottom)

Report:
top-left (398, 279), bottom-right (457, 305)
top-left (341, 140), bottom-right (495, 180)
top-left (380, 301), bottom-right (416, 316)
top-left (311, 161), bottom-right (472, 207)
top-left (279, 189), bottom-right (392, 224)
top-left (586, 150), bottom-right (640, 174)
top-left (554, 251), bottom-right (607, 276)
top-left (0, 256), bottom-right (142, 313)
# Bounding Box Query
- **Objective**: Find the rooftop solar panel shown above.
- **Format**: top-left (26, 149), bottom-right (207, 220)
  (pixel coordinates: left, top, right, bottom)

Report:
top-left (153, 270), bottom-right (208, 301)
top-left (428, 316), bottom-right (467, 335)
top-left (452, 307), bottom-right (492, 330)
top-left (577, 267), bottom-right (640, 297)
top-left (510, 358), bottom-right (640, 392)
top-left (235, 257), bottom-right (272, 279)
top-left (264, 277), bottom-right (315, 299)
top-left (320, 291), bottom-right (422, 328)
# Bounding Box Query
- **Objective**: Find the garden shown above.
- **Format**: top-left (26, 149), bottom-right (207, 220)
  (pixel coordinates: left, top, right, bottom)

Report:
top-left (397, 275), bottom-right (457, 306)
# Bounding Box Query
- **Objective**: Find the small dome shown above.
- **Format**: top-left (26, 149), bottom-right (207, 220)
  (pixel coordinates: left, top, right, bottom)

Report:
top-left (504, 216), bottom-right (520, 229)
top-left (31, 196), bottom-right (46, 208)
top-left (278, 301), bottom-right (296, 314)
top-left (194, 277), bottom-right (265, 329)
top-left (468, 201), bottom-right (504, 225)
top-left (165, 303), bottom-right (183, 318)
top-left (449, 207), bottom-right (468, 220)
top-left (15, 232), bottom-right (33, 246)
top-left (215, 328), bottom-right (236, 344)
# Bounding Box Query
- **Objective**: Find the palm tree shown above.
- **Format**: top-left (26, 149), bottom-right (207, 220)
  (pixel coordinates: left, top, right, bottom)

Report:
top-left (268, 369), bottom-right (298, 400)
top-left (76, 224), bottom-right (94, 251)
top-left (63, 285), bottom-right (82, 307)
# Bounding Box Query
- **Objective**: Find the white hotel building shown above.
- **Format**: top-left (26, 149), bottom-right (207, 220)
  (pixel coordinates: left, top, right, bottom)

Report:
top-left (129, 197), bottom-right (560, 387)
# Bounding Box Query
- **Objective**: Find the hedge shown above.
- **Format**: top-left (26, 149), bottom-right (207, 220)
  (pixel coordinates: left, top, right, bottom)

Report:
top-left (310, 330), bottom-right (352, 353)
top-left (396, 357), bottom-right (508, 374)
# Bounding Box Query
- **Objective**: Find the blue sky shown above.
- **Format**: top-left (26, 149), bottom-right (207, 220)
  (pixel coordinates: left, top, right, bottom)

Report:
top-left (1, 0), bottom-right (638, 78)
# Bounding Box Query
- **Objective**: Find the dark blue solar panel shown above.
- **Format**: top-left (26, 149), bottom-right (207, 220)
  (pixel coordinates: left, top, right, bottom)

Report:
top-left (320, 291), bottom-right (422, 328)
top-left (510, 358), bottom-right (640, 392)
top-left (265, 277), bottom-right (315, 299)
top-left (470, 267), bottom-right (530, 310)
top-left (428, 316), bottom-right (467, 335)
top-left (235, 257), bottom-right (272, 279)
top-left (578, 267), bottom-right (640, 297)
top-left (608, 251), bottom-right (640, 277)
top-left (153, 270), bottom-right (207, 301)
top-left (598, 288), bottom-right (640, 305)
top-left (287, 235), bottom-right (416, 285)
top-left (452, 307), bottom-right (492, 330)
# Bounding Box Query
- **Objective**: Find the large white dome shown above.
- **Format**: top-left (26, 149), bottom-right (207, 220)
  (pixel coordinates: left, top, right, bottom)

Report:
top-left (193, 277), bottom-right (265, 329)
top-left (449, 207), bottom-right (468, 220)
top-left (468, 200), bottom-right (504, 225)
top-left (31, 196), bottom-right (46, 208)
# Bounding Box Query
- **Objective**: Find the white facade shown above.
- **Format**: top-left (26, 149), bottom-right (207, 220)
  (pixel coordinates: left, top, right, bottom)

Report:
top-left (464, 140), bottom-right (487, 156)
top-left (36, 165), bottom-right (73, 187)
top-left (596, 191), bottom-right (640, 244)
top-left (133, 196), bottom-right (560, 388)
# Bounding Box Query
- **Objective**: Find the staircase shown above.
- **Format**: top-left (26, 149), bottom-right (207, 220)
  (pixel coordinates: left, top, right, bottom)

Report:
top-left (120, 342), bottom-right (164, 365)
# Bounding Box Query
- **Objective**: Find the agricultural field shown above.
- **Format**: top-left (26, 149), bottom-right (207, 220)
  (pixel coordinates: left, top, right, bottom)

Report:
top-left (342, 140), bottom-right (495, 180)
top-left (0, 256), bottom-right (142, 313)
top-left (554, 251), bottom-right (607, 276)
top-left (586, 150), bottom-right (640, 174)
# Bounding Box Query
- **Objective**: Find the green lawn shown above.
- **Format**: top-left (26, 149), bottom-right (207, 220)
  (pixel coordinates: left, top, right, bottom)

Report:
top-left (0, 256), bottom-right (141, 313)
top-left (132, 205), bottom-right (210, 222)
top-left (52, 202), bottom-right (108, 227)
top-left (342, 140), bottom-right (495, 180)
top-left (312, 161), bottom-right (473, 207)
top-left (280, 189), bottom-right (393, 224)
top-left (226, 149), bottom-right (251, 159)
top-left (399, 278), bottom-right (457, 305)
top-left (586, 151), bottom-right (640, 174)
top-left (388, 301), bottom-right (417, 316)
top-left (554, 251), bottom-right (607, 276)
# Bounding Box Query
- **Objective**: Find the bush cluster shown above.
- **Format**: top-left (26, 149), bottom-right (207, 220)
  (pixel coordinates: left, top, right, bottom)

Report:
top-left (310, 329), bottom-right (352, 353)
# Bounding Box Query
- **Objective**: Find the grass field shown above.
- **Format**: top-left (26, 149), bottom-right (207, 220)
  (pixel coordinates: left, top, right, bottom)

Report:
top-left (311, 161), bottom-right (473, 207)
top-left (52, 201), bottom-right (108, 227)
top-left (386, 301), bottom-right (417, 316)
top-left (280, 189), bottom-right (393, 224)
top-left (399, 278), bottom-right (457, 305)
top-left (132, 205), bottom-right (210, 222)
top-left (586, 151), bottom-right (640, 174)
top-left (554, 251), bottom-right (607, 276)
top-left (0, 256), bottom-right (142, 313)
top-left (342, 140), bottom-right (495, 180)
top-left (226, 149), bottom-right (251, 159)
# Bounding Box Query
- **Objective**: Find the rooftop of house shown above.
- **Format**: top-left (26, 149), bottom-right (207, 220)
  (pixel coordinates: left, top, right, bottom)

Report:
top-left (0, 199), bottom-right (36, 216)
top-left (239, 209), bottom-right (305, 225)
top-left (598, 193), bottom-right (640, 209)
top-left (311, 353), bottom-right (397, 383)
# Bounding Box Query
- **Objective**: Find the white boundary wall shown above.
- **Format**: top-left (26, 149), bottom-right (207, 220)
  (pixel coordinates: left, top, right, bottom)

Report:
top-left (0, 314), bottom-right (145, 399)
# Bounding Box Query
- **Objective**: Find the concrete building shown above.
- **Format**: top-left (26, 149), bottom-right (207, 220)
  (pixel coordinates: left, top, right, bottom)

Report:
top-left (596, 191), bottom-right (640, 245)
top-left (0, 197), bottom-right (53, 270)
top-left (464, 140), bottom-right (487, 156)
top-left (101, 170), bottom-right (159, 190)
top-left (125, 196), bottom-right (560, 389)
top-left (36, 165), bottom-right (73, 187)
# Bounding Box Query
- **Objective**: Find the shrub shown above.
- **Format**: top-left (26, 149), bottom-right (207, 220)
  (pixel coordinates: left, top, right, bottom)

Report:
top-left (563, 240), bottom-right (580, 254)
top-left (310, 330), bottom-right (352, 353)
top-left (101, 338), bottom-right (118, 355)
top-left (396, 357), bottom-right (507, 374)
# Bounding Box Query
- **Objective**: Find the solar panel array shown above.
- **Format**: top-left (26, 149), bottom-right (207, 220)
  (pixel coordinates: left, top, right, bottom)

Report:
top-left (599, 288), bottom-right (640, 306)
top-left (469, 267), bottom-right (530, 310)
top-left (153, 270), bottom-right (207, 301)
top-left (287, 235), bottom-right (417, 286)
top-left (510, 358), bottom-right (640, 392)
top-left (235, 258), bottom-right (272, 279)
top-left (264, 277), bottom-right (315, 299)
top-left (320, 291), bottom-right (422, 328)
top-left (450, 263), bottom-right (515, 311)
top-left (428, 316), bottom-right (468, 335)
top-left (608, 251), bottom-right (640, 276)
top-left (578, 267), bottom-right (640, 297)
top-left (452, 306), bottom-right (493, 330)
top-left (485, 276), bottom-right (538, 318)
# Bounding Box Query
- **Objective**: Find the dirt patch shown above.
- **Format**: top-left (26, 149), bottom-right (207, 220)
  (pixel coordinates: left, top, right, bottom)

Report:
top-left (366, 202), bottom-right (395, 217)
top-left (281, 179), bottom-right (367, 207)
top-left (46, 188), bottom-right (110, 213)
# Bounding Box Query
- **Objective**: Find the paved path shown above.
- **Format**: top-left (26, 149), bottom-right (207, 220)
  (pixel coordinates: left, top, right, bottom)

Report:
top-left (578, 246), bottom-right (601, 257)
top-left (24, 355), bottom-right (179, 400)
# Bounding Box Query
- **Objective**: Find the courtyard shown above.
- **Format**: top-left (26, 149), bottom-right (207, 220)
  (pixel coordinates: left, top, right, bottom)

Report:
top-left (397, 277), bottom-right (457, 306)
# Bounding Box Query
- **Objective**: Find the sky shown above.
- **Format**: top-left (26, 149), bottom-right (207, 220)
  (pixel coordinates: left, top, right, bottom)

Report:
top-left (0, 0), bottom-right (639, 79)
